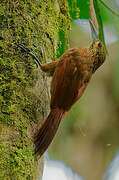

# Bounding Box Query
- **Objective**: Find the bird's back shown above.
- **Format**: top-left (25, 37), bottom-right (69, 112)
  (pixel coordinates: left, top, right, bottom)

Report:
top-left (50, 47), bottom-right (92, 111)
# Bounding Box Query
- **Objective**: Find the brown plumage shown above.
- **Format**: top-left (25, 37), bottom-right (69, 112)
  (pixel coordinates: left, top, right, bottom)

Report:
top-left (34, 39), bottom-right (106, 157)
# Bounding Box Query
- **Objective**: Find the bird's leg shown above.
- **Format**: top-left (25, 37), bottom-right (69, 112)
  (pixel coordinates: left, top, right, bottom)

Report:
top-left (17, 44), bottom-right (58, 76)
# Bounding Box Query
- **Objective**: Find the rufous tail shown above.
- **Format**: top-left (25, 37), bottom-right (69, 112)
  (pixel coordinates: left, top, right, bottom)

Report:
top-left (34, 108), bottom-right (64, 156)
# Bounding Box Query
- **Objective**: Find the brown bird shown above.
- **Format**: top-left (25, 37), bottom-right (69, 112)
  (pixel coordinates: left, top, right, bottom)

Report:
top-left (30, 39), bottom-right (106, 156)
top-left (18, 32), bottom-right (106, 157)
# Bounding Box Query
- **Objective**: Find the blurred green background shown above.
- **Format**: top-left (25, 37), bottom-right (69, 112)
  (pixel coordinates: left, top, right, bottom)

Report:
top-left (49, 0), bottom-right (119, 180)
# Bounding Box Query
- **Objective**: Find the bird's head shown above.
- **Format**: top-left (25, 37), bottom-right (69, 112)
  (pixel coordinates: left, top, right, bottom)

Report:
top-left (89, 39), bottom-right (106, 73)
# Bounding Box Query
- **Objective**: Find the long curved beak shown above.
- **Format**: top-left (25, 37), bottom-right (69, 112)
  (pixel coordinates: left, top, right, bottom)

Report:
top-left (89, 19), bottom-right (99, 42)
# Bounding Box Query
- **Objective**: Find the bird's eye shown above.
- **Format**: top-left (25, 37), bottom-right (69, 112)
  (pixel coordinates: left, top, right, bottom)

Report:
top-left (98, 42), bottom-right (102, 47)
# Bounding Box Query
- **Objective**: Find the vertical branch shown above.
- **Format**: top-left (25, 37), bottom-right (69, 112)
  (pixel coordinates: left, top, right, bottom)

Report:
top-left (0, 1), bottom-right (71, 180)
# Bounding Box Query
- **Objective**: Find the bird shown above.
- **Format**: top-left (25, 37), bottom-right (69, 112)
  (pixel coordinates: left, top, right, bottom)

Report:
top-left (18, 22), bottom-right (106, 157)
top-left (33, 38), bottom-right (106, 156)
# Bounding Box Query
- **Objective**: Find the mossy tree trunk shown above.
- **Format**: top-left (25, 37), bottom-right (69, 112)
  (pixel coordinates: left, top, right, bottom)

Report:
top-left (0, 1), bottom-right (70, 179)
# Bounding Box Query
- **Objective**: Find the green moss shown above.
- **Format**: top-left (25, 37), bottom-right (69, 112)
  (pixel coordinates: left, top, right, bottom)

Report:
top-left (57, 0), bottom-right (71, 57)
top-left (0, 0), bottom-right (70, 179)
top-left (0, 142), bottom-right (34, 180)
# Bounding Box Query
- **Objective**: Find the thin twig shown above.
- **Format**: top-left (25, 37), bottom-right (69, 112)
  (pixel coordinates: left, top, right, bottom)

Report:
top-left (16, 44), bottom-right (42, 67)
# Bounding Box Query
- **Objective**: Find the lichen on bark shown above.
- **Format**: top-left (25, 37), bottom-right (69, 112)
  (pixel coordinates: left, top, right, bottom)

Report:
top-left (0, 0), bottom-right (70, 179)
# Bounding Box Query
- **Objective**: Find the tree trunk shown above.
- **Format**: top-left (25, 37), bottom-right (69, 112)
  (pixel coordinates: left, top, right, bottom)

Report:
top-left (0, 0), bottom-right (70, 179)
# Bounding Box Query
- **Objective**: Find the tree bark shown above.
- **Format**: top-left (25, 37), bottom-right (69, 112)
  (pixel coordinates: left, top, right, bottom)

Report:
top-left (0, 0), bottom-right (70, 179)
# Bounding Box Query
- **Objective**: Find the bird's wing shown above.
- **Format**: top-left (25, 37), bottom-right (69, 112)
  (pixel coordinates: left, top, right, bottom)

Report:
top-left (50, 51), bottom-right (89, 111)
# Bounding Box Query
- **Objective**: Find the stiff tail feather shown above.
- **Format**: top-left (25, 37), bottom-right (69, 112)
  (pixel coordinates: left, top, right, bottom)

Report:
top-left (34, 108), bottom-right (64, 156)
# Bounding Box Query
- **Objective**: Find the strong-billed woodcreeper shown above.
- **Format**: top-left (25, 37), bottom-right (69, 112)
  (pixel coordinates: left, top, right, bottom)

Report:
top-left (19, 39), bottom-right (106, 157)
top-left (34, 39), bottom-right (106, 156)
